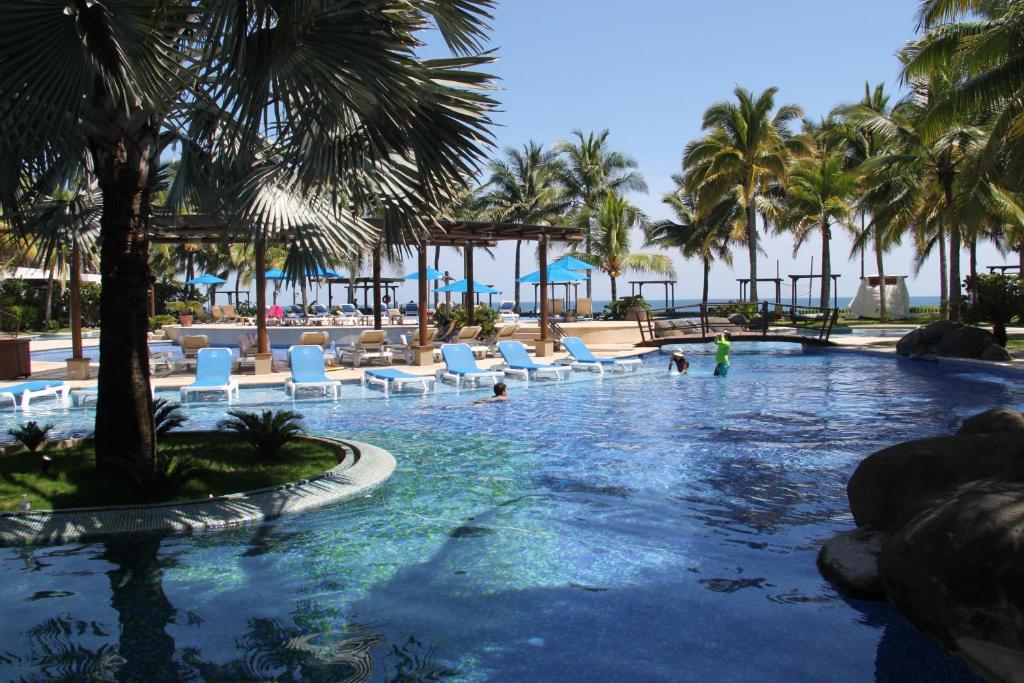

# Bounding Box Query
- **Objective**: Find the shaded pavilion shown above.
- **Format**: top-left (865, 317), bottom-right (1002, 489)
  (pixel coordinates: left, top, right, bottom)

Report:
top-left (987, 264), bottom-right (1021, 275)
top-left (151, 215), bottom-right (583, 367)
top-left (630, 280), bottom-right (677, 307)
top-left (788, 274), bottom-right (841, 309)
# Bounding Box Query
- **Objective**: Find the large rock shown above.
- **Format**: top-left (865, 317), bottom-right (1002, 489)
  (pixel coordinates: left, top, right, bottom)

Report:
top-left (816, 527), bottom-right (887, 599)
top-left (936, 326), bottom-right (998, 359)
top-left (958, 408), bottom-right (1024, 435)
top-left (727, 313), bottom-right (748, 326)
top-left (920, 319), bottom-right (959, 345)
top-left (880, 480), bottom-right (1024, 656)
top-left (847, 432), bottom-right (1024, 530)
top-left (983, 344), bottom-right (1013, 362)
top-left (895, 328), bottom-right (927, 357)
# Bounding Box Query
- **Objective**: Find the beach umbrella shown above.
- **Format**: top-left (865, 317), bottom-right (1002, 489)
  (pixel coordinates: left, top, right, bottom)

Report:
top-left (404, 268), bottom-right (445, 280)
top-left (552, 255), bottom-right (597, 271)
top-left (185, 273), bottom-right (227, 285)
top-left (264, 269), bottom-right (287, 280)
top-left (517, 267), bottom-right (587, 283)
top-left (434, 279), bottom-right (501, 294)
top-left (186, 273), bottom-right (227, 310)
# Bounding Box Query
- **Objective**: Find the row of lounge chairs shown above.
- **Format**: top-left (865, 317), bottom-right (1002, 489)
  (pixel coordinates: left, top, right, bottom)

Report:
top-left (0, 337), bottom-right (638, 410)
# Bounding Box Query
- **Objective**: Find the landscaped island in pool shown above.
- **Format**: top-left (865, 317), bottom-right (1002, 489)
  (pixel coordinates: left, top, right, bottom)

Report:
top-left (0, 344), bottom-right (1007, 680)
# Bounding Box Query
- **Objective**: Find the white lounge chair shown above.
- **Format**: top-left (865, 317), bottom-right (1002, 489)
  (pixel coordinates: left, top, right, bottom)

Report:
top-left (497, 300), bottom-right (519, 323)
top-left (0, 381), bottom-right (69, 410)
top-left (336, 303), bottom-right (361, 326)
top-left (180, 348), bottom-right (239, 402)
top-left (446, 325), bottom-right (487, 358)
top-left (436, 343), bottom-right (503, 389)
top-left (362, 368), bottom-right (434, 397)
top-left (285, 345), bottom-right (340, 399)
top-left (336, 329), bottom-right (392, 367)
top-left (560, 336), bottom-right (642, 375)
top-left (497, 340), bottom-right (570, 382)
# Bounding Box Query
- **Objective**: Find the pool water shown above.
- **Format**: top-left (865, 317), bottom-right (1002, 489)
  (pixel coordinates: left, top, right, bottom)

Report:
top-left (0, 345), bottom-right (1010, 681)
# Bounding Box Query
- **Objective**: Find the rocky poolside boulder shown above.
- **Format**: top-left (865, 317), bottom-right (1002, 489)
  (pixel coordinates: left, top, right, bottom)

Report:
top-left (896, 321), bottom-right (1010, 362)
top-left (819, 408), bottom-right (1024, 680)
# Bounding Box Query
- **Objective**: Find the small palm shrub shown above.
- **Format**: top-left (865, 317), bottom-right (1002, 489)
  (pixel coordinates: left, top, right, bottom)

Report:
top-left (110, 452), bottom-right (207, 501)
top-left (216, 409), bottom-right (306, 459)
top-left (7, 422), bottom-right (53, 453)
top-left (154, 399), bottom-right (187, 437)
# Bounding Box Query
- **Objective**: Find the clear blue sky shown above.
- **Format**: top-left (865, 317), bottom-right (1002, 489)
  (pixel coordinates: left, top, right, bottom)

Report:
top-left (382, 0), bottom-right (1003, 303)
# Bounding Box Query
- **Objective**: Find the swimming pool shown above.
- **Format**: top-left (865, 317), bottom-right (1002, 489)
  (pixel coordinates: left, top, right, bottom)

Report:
top-left (0, 345), bottom-right (1006, 681)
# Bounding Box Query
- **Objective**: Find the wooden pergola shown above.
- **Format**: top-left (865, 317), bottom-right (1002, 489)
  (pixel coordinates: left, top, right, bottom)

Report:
top-left (150, 215), bottom-right (584, 367)
top-left (736, 278), bottom-right (783, 306)
top-left (630, 280), bottom-right (676, 307)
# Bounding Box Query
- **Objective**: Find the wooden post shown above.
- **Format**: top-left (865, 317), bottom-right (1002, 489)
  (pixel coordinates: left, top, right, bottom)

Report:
top-left (412, 243), bottom-right (433, 365)
top-left (253, 239), bottom-right (272, 374)
top-left (465, 244), bottom-right (475, 326)
top-left (372, 244), bottom-right (382, 330)
top-left (70, 240), bottom-right (83, 360)
top-left (537, 237), bottom-right (553, 356)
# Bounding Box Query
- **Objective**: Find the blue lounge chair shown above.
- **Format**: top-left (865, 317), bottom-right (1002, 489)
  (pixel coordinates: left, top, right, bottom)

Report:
top-left (285, 345), bottom-right (340, 399)
top-left (337, 303), bottom-right (361, 326)
top-left (283, 305), bottom-right (307, 325)
top-left (497, 340), bottom-right (570, 382)
top-left (180, 348), bottom-right (239, 402)
top-left (0, 380), bottom-right (69, 410)
top-left (362, 368), bottom-right (434, 397)
top-left (560, 336), bottom-right (641, 375)
top-left (401, 302), bottom-right (419, 325)
top-left (308, 304), bottom-right (333, 325)
top-left (437, 343), bottom-right (503, 389)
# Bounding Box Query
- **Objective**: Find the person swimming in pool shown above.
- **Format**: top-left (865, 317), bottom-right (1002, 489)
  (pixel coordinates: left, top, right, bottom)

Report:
top-left (475, 382), bottom-right (508, 403)
top-left (713, 332), bottom-right (731, 377)
top-left (668, 350), bottom-right (689, 375)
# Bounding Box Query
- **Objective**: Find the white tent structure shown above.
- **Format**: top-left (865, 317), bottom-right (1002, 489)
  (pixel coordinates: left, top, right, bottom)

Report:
top-left (847, 275), bottom-right (910, 319)
top-left (0, 267), bottom-right (101, 283)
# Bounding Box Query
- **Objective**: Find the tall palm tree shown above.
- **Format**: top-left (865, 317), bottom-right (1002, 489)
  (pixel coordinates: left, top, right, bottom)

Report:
top-left (834, 83), bottom-right (899, 318)
top-left (645, 175), bottom-right (742, 307)
top-left (848, 67), bottom-right (988, 320)
top-left (481, 142), bottom-right (568, 309)
top-left (0, 1), bottom-right (498, 474)
top-left (684, 87), bottom-right (809, 302)
top-left (555, 129), bottom-right (647, 299)
top-left (576, 194), bottom-right (674, 301)
top-left (777, 122), bottom-right (860, 310)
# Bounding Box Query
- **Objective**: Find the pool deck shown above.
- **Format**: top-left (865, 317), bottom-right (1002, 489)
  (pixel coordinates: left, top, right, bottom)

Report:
top-left (0, 437), bottom-right (396, 546)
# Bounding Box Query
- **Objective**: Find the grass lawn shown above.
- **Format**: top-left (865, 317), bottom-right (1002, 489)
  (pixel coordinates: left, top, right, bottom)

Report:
top-left (0, 433), bottom-right (340, 512)
top-left (1005, 334), bottom-right (1024, 353)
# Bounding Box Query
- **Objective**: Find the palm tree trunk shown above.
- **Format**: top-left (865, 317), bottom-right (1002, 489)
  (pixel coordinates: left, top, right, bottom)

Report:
top-left (610, 273), bottom-right (618, 301)
top-left (947, 194), bottom-right (962, 321)
top-left (968, 234), bottom-right (978, 306)
top-left (92, 114), bottom-right (159, 474)
top-left (43, 268), bottom-right (54, 328)
top-left (513, 240), bottom-right (522, 310)
top-left (234, 272), bottom-right (241, 307)
top-left (746, 200), bottom-right (758, 302)
top-left (820, 220), bottom-right (831, 311)
top-left (875, 227), bottom-right (887, 321)
top-left (938, 226), bottom-right (948, 318)
top-left (702, 256), bottom-right (710, 306)
top-left (433, 246), bottom-right (441, 309)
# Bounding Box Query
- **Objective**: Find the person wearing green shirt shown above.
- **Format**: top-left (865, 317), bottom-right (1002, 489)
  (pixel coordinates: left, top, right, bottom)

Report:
top-left (714, 332), bottom-right (731, 377)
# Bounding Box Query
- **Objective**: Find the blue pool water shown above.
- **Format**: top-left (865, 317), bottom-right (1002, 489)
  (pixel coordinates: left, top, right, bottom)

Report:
top-left (0, 345), bottom-right (1012, 681)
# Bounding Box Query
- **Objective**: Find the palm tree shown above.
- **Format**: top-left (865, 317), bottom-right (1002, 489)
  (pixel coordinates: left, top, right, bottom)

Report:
top-left (848, 67), bottom-right (988, 320)
top-left (776, 122), bottom-right (860, 310)
top-left (576, 194), bottom-right (674, 301)
top-left (834, 83), bottom-right (899, 318)
top-left (684, 87), bottom-right (809, 302)
top-left (555, 130), bottom-right (648, 298)
top-left (904, 1), bottom-right (1024, 178)
top-left (481, 142), bottom-right (568, 309)
top-left (0, 1), bottom-right (498, 474)
top-left (645, 175), bottom-right (742, 307)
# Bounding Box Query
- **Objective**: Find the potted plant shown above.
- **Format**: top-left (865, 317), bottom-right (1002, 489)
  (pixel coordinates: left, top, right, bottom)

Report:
top-left (167, 301), bottom-right (205, 327)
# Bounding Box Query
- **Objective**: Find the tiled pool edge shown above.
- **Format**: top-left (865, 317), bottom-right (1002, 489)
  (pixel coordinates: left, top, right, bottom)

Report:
top-left (0, 436), bottom-right (396, 546)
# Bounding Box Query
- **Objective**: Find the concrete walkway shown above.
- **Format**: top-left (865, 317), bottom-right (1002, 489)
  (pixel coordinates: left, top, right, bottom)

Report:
top-left (0, 437), bottom-right (395, 546)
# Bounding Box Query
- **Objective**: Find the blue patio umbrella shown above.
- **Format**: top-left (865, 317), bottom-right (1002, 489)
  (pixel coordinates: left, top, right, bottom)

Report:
top-left (433, 279), bottom-right (500, 294)
top-left (517, 267), bottom-right (587, 283)
top-left (263, 269), bottom-right (287, 280)
top-left (404, 268), bottom-right (445, 280)
top-left (185, 273), bottom-right (227, 285)
top-left (552, 255), bottom-right (597, 271)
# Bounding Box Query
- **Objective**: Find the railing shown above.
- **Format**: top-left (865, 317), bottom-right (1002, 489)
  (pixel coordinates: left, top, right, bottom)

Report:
top-left (630, 301), bottom-right (841, 345)
top-left (0, 308), bottom-right (22, 337)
